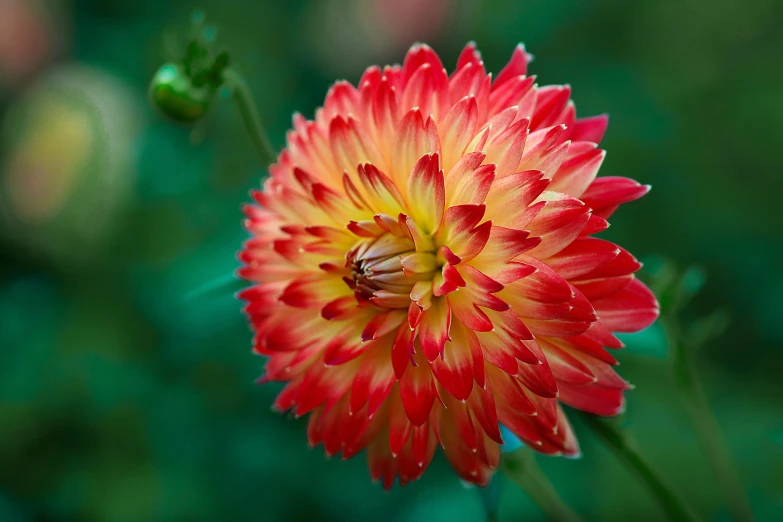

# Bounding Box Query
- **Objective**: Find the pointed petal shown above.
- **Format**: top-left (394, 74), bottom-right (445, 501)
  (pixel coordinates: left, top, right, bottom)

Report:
top-left (581, 177), bottom-right (651, 219)
top-left (438, 205), bottom-right (492, 262)
top-left (418, 297), bottom-right (452, 362)
top-left (548, 145), bottom-right (606, 197)
top-left (544, 238), bottom-right (621, 280)
top-left (445, 152), bottom-right (494, 207)
top-left (439, 96), bottom-right (479, 170)
top-left (399, 352), bottom-right (437, 425)
top-left (568, 114), bottom-right (608, 144)
top-left (431, 323), bottom-right (475, 401)
top-left (407, 153), bottom-right (445, 234)
top-left (357, 163), bottom-right (407, 216)
top-left (391, 109), bottom-right (441, 189)
top-left (494, 44), bottom-right (533, 89)
top-left (593, 278), bottom-right (659, 332)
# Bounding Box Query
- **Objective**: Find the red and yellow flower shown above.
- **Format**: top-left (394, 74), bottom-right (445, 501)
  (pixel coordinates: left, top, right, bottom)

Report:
top-left (239, 43), bottom-right (658, 487)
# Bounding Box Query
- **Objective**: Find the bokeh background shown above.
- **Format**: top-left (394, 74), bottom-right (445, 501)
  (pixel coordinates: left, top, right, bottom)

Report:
top-left (1, 0), bottom-right (781, 520)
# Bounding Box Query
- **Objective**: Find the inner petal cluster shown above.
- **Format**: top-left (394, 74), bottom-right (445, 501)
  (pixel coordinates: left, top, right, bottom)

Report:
top-left (345, 233), bottom-right (435, 307)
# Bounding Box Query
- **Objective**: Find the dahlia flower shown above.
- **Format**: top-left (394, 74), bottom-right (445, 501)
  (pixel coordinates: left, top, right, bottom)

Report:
top-left (239, 43), bottom-right (658, 488)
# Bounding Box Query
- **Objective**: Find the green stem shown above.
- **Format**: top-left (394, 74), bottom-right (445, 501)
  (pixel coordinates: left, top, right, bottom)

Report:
top-left (661, 315), bottom-right (754, 522)
top-left (502, 448), bottom-right (582, 522)
top-left (580, 414), bottom-right (699, 522)
top-left (477, 474), bottom-right (502, 522)
top-left (222, 68), bottom-right (276, 167)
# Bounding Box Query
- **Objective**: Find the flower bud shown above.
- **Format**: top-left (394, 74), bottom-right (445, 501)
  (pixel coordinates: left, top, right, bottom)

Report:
top-left (148, 63), bottom-right (215, 124)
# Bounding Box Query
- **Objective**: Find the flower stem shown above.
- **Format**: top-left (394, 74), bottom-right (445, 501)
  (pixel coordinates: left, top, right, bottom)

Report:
top-left (502, 448), bottom-right (582, 522)
top-left (477, 475), bottom-right (502, 522)
top-left (661, 315), bottom-right (754, 522)
top-left (221, 68), bottom-right (276, 167)
top-left (580, 413), bottom-right (700, 522)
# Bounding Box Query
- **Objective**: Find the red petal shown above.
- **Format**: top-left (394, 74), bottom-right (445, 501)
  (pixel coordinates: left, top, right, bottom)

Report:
top-left (573, 275), bottom-right (634, 301)
top-left (549, 145), bottom-right (605, 197)
top-left (418, 297), bottom-right (452, 361)
top-left (350, 340), bottom-right (396, 416)
top-left (431, 324), bottom-right (475, 401)
top-left (576, 246), bottom-right (642, 280)
top-left (526, 193), bottom-right (592, 258)
top-left (403, 43), bottom-right (446, 81)
top-left (558, 382), bottom-right (625, 416)
top-left (362, 309), bottom-right (407, 341)
top-left (322, 295), bottom-right (358, 320)
top-left (438, 204), bottom-right (492, 262)
top-left (568, 114), bottom-right (609, 144)
top-left (531, 85), bottom-right (572, 130)
top-left (581, 176), bottom-right (650, 218)
top-left (407, 153), bottom-right (445, 233)
top-left (539, 338), bottom-right (596, 384)
top-left (391, 109), bottom-right (441, 188)
top-left (593, 278), bottom-right (659, 333)
top-left (402, 62), bottom-right (449, 121)
top-left (544, 238), bottom-right (621, 280)
top-left (508, 256), bottom-right (574, 303)
top-left (392, 325), bottom-right (414, 379)
top-left (399, 353), bottom-right (436, 426)
top-left (493, 44), bottom-right (533, 90)
top-left (487, 366), bottom-right (537, 415)
top-left (485, 170), bottom-right (549, 228)
top-left (357, 163), bottom-right (406, 215)
top-left (440, 95), bottom-right (479, 170)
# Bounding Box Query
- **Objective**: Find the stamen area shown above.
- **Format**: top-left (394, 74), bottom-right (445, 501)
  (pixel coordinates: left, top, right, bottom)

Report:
top-left (344, 234), bottom-right (436, 307)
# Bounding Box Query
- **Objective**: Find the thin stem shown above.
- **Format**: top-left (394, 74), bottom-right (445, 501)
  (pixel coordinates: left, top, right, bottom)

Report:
top-left (222, 68), bottom-right (276, 167)
top-left (661, 315), bottom-right (754, 522)
top-left (502, 448), bottom-right (582, 522)
top-left (477, 476), bottom-right (502, 522)
top-left (580, 414), bottom-right (700, 522)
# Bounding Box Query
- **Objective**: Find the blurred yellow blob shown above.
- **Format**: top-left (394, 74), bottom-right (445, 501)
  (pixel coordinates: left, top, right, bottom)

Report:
top-left (0, 64), bottom-right (141, 264)
top-left (4, 98), bottom-right (93, 223)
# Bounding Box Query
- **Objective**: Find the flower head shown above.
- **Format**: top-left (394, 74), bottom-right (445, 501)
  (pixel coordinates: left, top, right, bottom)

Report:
top-left (239, 43), bottom-right (658, 488)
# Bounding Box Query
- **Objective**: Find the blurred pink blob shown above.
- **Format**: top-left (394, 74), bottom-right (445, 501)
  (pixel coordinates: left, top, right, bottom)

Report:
top-left (308, 0), bottom-right (456, 76)
top-left (0, 0), bottom-right (53, 85)
top-left (370, 0), bottom-right (451, 48)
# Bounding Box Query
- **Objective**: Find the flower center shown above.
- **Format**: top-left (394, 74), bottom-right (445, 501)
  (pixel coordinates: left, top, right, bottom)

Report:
top-left (344, 233), bottom-right (436, 308)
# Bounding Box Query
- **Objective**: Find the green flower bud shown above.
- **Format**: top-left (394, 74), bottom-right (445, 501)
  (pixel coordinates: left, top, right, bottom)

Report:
top-left (149, 63), bottom-right (216, 124)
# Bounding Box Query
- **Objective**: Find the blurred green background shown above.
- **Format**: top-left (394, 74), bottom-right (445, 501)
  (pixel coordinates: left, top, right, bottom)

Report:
top-left (1, 0), bottom-right (781, 520)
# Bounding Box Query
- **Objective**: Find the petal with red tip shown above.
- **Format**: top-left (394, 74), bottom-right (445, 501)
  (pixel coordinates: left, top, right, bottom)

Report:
top-left (548, 144), bottom-right (606, 197)
top-left (526, 192), bottom-right (592, 258)
top-left (456, 42), bottom-right (483, 71)
top-left (418, 297), bottom-right (452, 361)
top-left (439, 96), bottom-right (479, 170)
top-left (445, 154), bottom-right (494, 207)
top-left (431, 323), bottom-right (475, 401)
top-left (407, 153), bottom-right (445, 234)
top-left (438, 204), bottom-right (492, 262)
top-left (544, 238), bottom-right (621, 280)
top-left (399, 353), bottom-right (437, 426)
top-left (350, 339), bottom-right (396, 416)
top-left (493, 44), bottom-right (533, 90)
top-left (593, 278), bottom-right (659, 333)
top-left (391, 109), bottom-right (441, 189)
top-left (568, 114), bottom-right (609, 144)
top-left (581, 176), bottom-right (651, 218)
top-left (357, 164), bottom-right (406, 216)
